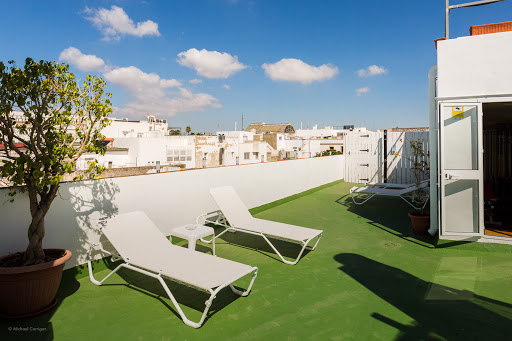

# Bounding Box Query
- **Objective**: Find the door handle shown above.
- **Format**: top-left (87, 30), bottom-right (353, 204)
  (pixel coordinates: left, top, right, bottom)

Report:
top-left (444, 173), bottom-right (459, 180)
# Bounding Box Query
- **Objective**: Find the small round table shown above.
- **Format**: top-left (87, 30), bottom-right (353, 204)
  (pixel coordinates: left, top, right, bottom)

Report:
top-left (170, 224), bottom-right (215, 255)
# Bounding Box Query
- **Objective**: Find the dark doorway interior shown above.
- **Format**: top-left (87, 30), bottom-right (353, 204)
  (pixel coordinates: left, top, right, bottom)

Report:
top-left (483, 102), bottom-right (512, 237)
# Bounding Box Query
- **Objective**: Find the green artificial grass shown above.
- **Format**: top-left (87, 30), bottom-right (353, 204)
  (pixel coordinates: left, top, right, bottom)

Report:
top-left (2, 181), bottom-right (512, 340)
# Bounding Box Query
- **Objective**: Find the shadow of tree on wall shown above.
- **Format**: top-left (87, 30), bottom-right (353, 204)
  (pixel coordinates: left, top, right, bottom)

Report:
top-left (0, 179), bottom-right (121, 341)
top-left (64, 179), bottom-right (120, 270)
top-left (335, 253), bottom-right (512, 340)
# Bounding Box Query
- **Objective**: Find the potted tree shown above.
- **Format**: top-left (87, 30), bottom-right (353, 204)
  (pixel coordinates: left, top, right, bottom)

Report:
top-left (0, 58), bottom-right (112, 318)
top-left (407, 139), bottom-right (430, 235)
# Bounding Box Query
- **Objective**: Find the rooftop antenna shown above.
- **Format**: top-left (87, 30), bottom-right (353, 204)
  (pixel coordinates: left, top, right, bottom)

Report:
top-left (241, 113), bottom-right (244, 130)
top-left (445, 0), bottom-right (505, 39)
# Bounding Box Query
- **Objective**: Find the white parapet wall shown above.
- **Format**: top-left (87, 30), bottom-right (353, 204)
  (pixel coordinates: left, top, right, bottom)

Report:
top-left (437, 31), bottom-right (512, 98)
top-left (0, 155), bottom-right (344, 269)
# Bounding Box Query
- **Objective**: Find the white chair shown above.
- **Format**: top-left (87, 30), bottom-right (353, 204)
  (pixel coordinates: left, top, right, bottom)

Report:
top-left (350, 180), bottom-right (429, 210)
top-left (87, 211), bottom-right (258, 329)
top-left (197, 186), bottom-right (323, 265)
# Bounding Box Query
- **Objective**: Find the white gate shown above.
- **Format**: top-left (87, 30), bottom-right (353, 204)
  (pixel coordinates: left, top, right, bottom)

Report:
top-left (344, 131), bottom-right (384, 183)
top-left (344, 130), bottom-right (429, 184)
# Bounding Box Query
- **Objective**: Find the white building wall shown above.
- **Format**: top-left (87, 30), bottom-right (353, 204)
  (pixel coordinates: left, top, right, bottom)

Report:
top-left (275, 134), bottom-right (287, 151)
top-left (216, 131), bottom-right (255, 143)
top-left (102, 117), bottom-right (168, 138)
top-left (113, 136), bottom-right (196, 168)
top-left (437, 31), bottom-right (512, 98)
top-left (285, 139), bottom-right (342, 157)
top-left (76, 151), bottom-right (129, 170)
top-left (237, 141), bottom-right (269, 164)
top-left (295, 125), bottom-right (365, 138)
top-left (0, 155), bottom-right (345, 269)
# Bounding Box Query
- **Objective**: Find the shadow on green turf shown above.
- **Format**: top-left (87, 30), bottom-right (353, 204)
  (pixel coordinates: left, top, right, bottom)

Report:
top-left (213, 227), bottom-right (312, 263)
top-left (0, 267), bottom-right (81, 341)
top-left (85, 255), bottom-right (251, 327)
top-left (335, 194), bottom-right (473, 249)
top-left (335, 253), bottom-right (512, 341)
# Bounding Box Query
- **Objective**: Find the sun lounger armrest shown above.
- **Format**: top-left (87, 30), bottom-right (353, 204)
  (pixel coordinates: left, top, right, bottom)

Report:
top-left (87, 242), bottom-right (123, 263)
top-left (197, 210), bottom-right (228, 226)
top-left (350, 186), bottom-right (361, 194)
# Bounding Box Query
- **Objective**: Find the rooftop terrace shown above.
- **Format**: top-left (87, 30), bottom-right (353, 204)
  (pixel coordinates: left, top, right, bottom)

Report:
top-left (2, 180), bottom-right (512, 340)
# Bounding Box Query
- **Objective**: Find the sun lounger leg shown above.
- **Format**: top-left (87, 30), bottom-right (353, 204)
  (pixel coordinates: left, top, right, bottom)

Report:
top-left (400, 194), bottom-right (430, 210)
top-left (229, 267), bottom-right (258, 297)
top-left (259, 234), bottom-right (306, 265)
top-left (306, 233), bottom-right (323, 251)
top-left (88, 261), bottom-right (125, 286)
top-left (87, 245), bottom-right (126, 286)
top-left (350, 192), bottom-right (376, 205)
top-left (118, 263), bottom-right (215, 328)
top-left (90, 260), bottom-right (256, 329)
top-left (200, 210), bottom-right (322, 265)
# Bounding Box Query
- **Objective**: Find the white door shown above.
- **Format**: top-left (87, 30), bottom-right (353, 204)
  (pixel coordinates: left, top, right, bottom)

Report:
top-left (439, 103), bottom-right (483, 237)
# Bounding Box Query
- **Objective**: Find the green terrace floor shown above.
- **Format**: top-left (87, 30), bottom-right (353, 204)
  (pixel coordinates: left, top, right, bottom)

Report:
top-left (3, 180), bottom-right (512, 340)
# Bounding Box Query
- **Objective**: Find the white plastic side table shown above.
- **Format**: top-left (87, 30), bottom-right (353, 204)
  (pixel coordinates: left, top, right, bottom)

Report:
top-left (170, 224), bottom-right (215, 255)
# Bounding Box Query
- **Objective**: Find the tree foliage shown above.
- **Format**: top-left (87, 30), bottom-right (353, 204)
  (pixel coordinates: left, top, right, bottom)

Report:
top-left (316, 149), bottom-right (343, 157)
top-left (0, 58), bottom-right (112, 265)
top-left (409, 139), bottom-right (429, 214)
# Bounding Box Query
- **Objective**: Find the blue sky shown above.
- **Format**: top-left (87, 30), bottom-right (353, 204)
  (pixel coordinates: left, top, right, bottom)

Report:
top-left (2, 0), bottom-right (512, 133)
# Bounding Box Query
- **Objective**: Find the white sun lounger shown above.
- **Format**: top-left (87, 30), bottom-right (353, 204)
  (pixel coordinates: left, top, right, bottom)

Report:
top-left (87, 211), bottom-right (258, 328)
top-left (197, 186), bottom-right (323, 265)
top-left (349, 180), bottom-right (429, 210)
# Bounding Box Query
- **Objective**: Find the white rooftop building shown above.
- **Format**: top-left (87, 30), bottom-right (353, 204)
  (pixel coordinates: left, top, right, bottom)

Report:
top-left (102, 115), bottom-right (169, 138)
top-left (294, 125), bottom-right (367, 139)
top-left (431, 20), bottom-right (512, 244)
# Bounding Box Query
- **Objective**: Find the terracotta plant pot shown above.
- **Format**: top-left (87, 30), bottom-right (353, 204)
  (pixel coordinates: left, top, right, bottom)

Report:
top-left (0, 249), bottom-right (72, 319)
top-left (408, 212), bottom-right (430, 235)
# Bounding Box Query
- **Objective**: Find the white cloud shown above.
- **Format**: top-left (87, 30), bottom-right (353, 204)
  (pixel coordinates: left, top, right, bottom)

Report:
top-left (177, 48), bottom-right (248, 79)
top-left (59, 48), bottom-right (221, 118)
top-left (85, 5), bottom-right (160, 41)
top-left (103, 66), bottom-right (219, 118)
top-left (355, 87), bottom-right (370, 96)
top-left (261, 58), bottom-right (338, 85)
top-left (103, 66), bottom-right (181, 101)
top-left (114, 88), bottom-right (221, 118)
top-left (59, 47), bottom-right (107, 72)
top-left (189, 78), bottom-right (203, 84)
top-left (223, 84), bottom-right (231, 90)
top-left (357, 65), bottom-right (387, 77)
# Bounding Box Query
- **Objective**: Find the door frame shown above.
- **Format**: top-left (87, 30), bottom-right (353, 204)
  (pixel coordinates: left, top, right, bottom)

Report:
top-left (438, 101), bottom-right (484, 238)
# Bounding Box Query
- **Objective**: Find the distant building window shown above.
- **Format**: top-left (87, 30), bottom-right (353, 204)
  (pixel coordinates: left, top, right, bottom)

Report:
top-left (137, 133), bottom-right (143, 138)
top-left (166, 149), bottom-right (192, 162)
top-left (243, 136), bottom-right (248, 142)
top-left (244, 152), bottom-right (250, 160)
top-left (253, 152), bottom-right (259, 158)
top-left (279, 136), bottom-right (282, 140)
top-left (329, 147), bottom-right (334, 150)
